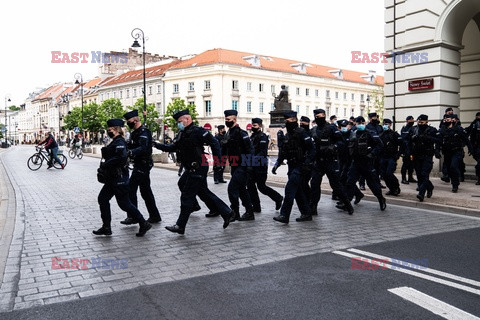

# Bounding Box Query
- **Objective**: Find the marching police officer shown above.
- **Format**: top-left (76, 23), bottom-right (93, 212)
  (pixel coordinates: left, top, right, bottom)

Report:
top-left (272, 111), bottom-right (315, 223)
top-left (94, 119), bottom-right (151, 237)
top-left (344, 116), bottom-right (386, 211)
top-left (153, 110), bottom-right (232, 234)
top-left (465, 111), bottom-right (480, 185)
top-left (379, 119), bottom-right (402, 196)
top-left (121, 110), bottom-right (162, 225)
top-left (223, 109), bottom-right (255, 221)
top-left (405, 114), bottom-right (439, 201)
top-left (437, 114), bottom-right (471, 193)
top-left (400, 116), bottom-right (416, 184)
top-left (246, 118), bottom-right (284, 213)
top-left (299, 116), bottom-right (313, 207)
top-left (309, 109), bottom-right (354, 215)
top-left (214, 125), bottom-right (228, 184)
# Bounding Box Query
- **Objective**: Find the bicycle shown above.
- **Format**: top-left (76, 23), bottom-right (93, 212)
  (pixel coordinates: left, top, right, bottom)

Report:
top-left (27, 146), bottom-right (68, 171)
top-left (68, 146), bottom-right (83, 159)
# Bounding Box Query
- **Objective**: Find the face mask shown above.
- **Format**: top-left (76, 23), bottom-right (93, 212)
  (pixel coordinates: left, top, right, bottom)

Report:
top-left (357, 124), bottom-right (366, 131)
top-left (383, 125), bottom-right (390, 131)
top-left (300, 125), bottom-right (309, 131)
top-left (341, 127), bottom-right (348, 132)
top-left (225, 121), bottom-right (234, 128)
top-left (127, 121), bottom-right (135, 129)
top-left (251, 127), bottom-right (260, 133)
top-left (371, 119), bottom-right (379, 125)
top-left (107, 131), bottom-right (115, 138)
top-left (315, 117), bottom-right (326, 126)
top-left (407, 122), bottom-right (414, 127)
top-left (418, 124), bottom-right (428, 129)
top-left (285, 121), bottom-right (298, 131)
top-left (177, 122), bottom-right (185, 131)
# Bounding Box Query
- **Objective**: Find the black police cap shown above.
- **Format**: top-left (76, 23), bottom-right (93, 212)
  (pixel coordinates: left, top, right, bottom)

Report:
top-left (123, 109), bottom-right (138, 120)
top-left (356, 116), bottom-right (366, 123)
top-left (417, 114), bottom-right (428, 121)
top-left (283, 111), bottom-right (297, 119)
top-left (252, 118), bottom-right (263, 124)
top-left (406, 115), bottom-right (414, 121)
top-left (217, 125), bottom-right (225, 130)
top-left (313, 109), bottom-right (326, 115)
top-left (300, 116), bottom-right (310, 123)
top-left (368, 112), bottom-right (377, 118)
top-left (107, 118), bottom-right (124, 127)
top-left (338, 119), bottom-right (349, 127)
top-left (383, 118), bottom-right (392, 124)
top-left (224, 109), bottom-right (238, 117)
top-left (173, 109), bottom-right (190, 121)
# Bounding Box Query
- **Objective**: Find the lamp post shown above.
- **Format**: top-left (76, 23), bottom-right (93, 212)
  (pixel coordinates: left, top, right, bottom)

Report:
top-left (4, 96), bottom-right (11, 144)
top-left (366, 94), bottom-right (370, 113)
top-left (74, 73), bottom-right (84, 134)
top-left (131, 28), bottom-right (147, 123)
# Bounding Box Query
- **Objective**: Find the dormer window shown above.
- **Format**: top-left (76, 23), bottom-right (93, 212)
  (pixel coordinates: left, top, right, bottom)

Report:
top-left (290, 63), bottom-right (310, 74)
top-left (243, 55), bottom-right (261, 67)
top-left (360, 70), bottom-right (376, 83)
top-left (328, 69), bottom-right (343, 79)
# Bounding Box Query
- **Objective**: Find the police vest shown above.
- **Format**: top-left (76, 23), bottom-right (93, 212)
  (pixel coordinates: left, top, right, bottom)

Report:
top-left (411, 126), bottom-right (435, 156)
top-left (281, 128), bottom-right (305, 164)
top-left (380, 131), bottom-right (399, 157)
top-left (349, 131), bottom-right (371, 157)
top-left (311, 125), bottom-right (337, 159)
top-left (225, 127), bottom-right (248, 157)
top-left (176, 127), bottom-right (205, 169)
top-left (441, 127), bottom-right (463, 152)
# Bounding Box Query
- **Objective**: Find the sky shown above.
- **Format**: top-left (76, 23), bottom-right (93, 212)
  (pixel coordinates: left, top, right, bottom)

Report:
top-left (0, 0), bottom-right (385, 107)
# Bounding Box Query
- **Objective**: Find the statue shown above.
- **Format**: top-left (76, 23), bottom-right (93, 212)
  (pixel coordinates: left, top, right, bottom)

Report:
top-left (272, 85), bottom-right (291, 111)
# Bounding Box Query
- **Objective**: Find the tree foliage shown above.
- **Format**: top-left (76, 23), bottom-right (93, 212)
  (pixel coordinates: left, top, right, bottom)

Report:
top-left (164, 98), bottom-right (199, 133)
top-left (368, 88), bottom-right (384, 120)
top-left (9, 105), bottom-right (21, 111)
top-left (127, 98), bottom-right (161, 134)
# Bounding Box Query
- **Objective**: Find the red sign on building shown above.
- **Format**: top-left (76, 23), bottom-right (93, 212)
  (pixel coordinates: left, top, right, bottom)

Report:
top-left (246, 123), bottom-right (252, 130)
top-left (203, 123), bottom-right (212, 130)
top-left (408, 78), bottom-right (434, 91)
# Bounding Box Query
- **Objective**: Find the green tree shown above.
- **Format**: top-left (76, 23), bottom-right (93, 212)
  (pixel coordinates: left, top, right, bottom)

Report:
top-left (368, 87), bottom-right (385, 120)
top-left (63, 107), bottom-right (83, 130)
top-left (0, 123), bottom-right (4, 139)
top-left (127, 98), bottom-right (161, 134)
top-left (9, 105), bottom-right (21, 111)
top-left (101, 98), bottom-right (125, 121)
top-left (164, 98), bottom-right (199, 133)
top-left (83, 102), bottom-right (107, 132)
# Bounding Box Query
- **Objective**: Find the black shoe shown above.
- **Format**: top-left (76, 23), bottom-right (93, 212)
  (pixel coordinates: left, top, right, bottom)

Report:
top-left (359, 185), bottom-right (366, 191)
top-left (296, 214), bottom-right (312, 222)
top-left (146, 217), bottom-right (162, 224)
top-left (452, 186), bottom-right (458, 193)
top-left (345, 202), bottom-right (354, 215)
top-left (460, 176), bottom-right (465, 182)
top-left (311, 205), bottom-right (318, 216)
top-left (221, 210), bottom-right (233, 229)
top-left (380, 184), bottom-right (387, 189)
top-left (393, 188), bottom-right (401, 196)
top-left (136, 222), bottom-right (152, 237)
top-left (219, 180), bottom-right (227, 183)
top-left (331, 195), bottom-right (340, 201)
top-left (354, 193), bottom-right (364, 205)
top-left (47, 165), bottom-right (53, 169)
top-left (239, 213), bottom-right (255, 221)
top-left (229, 211), bottom-right (240, 222)
top-left (416, 187), bottom-right (419, 191)
top-left (416, 194), bottom-right (424, 202)
top-left (193, 204), bottom-right (201, 212)
top-left (205, 211), bottom-right (220, 218)
top-left (165, 224), bottom-right (185, 235)
top-left (426, 189), bottom-right (433, 198)
top-left (253, 208), bottom-right (262, 213)
top-left (120, 217), bottom-right (138, 225)
top-left (93, 226), bottom-right (112, 236)
top-left (379, 197), bottom-right (387, 211)
top-left (440, 176), bottom-right (450, 183)
top-left (275, 197), bottom-right (283, 211)
top-left (401, 179), bottom-right (409, 185)
top-left (273, 215), bottom-right (289, 224)
top-left (476, 180), bottom-right (480, 186)
top-left (214, 180), bottom-right (219, 184)
top-left (336, 203), bottom-right (346, 210)
top-left (385, 190), bottom-right (394, 196)
top-left (408, 177), bottom-right (417, 183)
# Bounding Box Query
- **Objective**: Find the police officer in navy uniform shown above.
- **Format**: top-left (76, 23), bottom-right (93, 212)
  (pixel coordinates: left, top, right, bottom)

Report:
top-left (436, 114), bottom-right (471, 193)
top-left (94, 119), bottom-right (151, 237)
top-left (153, 110), bottom-right (232, 234)
top-left (379, 118), bottom-right (402, 196)
top-left (405, 114), bottom-right (439, 202)
top-left (465, 111), bottom-right (480, 185)
top-left (121, 110), bottom-right (162, 225)
top-left (223, 109), bottom-right (255, 221)
top-left (344, 116), bottom-right (386, 211)
top-left (214, 125), bottom-right (228, 184)
top-left (299, 116), bottom-right (314, 208)
top-left (272, 111), bottom-right (315, 223)
top-left (247, 118), bottom-right (283, 213)
top-left (400, 116), bottom-right (416, 184)
top-left (309, 109), bottom-right (354, 215)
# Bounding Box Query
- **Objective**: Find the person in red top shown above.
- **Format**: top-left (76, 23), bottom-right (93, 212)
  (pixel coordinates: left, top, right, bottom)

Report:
top-left (38, 132), bottom-right (64, 169)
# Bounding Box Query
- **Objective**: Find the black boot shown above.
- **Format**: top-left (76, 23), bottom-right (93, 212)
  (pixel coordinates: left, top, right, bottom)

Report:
top-left (229, 209), bottom-right (240, 222)
top-left (238, 212), bottom-right (255, 221)
top-left (378, 197), bottom-right (387, 211)
top-left (136, 221), bottom-right (152, 237)
top-left (93, 226), bottom-right (112, 236)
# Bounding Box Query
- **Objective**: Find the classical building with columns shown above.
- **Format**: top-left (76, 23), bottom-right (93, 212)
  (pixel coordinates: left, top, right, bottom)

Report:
top-left (384, 0), bottom-right (480, 126)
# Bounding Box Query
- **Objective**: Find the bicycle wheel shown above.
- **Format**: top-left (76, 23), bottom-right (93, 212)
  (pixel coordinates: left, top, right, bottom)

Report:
top-left (77, 150), bottom-right (83, 159)
top-left (53, 154), bottom-right (68, 169)
top-left (68, 149), bottom-right (76, 159)
top-left (27, 154), bottom-right (43, 171)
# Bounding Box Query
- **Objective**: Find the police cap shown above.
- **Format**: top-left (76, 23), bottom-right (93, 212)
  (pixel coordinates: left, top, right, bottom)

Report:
top-left (252, 118), bottom-right (263, 124)
top-left (406, 115), bottom-right (414, 121)
top-left (300, 116), bottom-right (310, 123)
top-left (224, 109), bottom-right (238, 117)
top-left (417, 114), bottom-right (428, 121)
top-left (383, 118), bottom-right (392, 124)
top-left (123, 109), bottom-right (138, 120)
top-left (173, 109), bottom-right (190, 121)
top-left (217, 125), bottom-right (225, 130)
top-left (338, 119), bottom-right (349, 127)
top-left (368, 112), bottom-right (377, 118)
top-left (107, 118), bottom-right (124, 127)
top-left (356, 116), bottom-right (366, 123)
top-left (283, 111), bottom-right (297, 119)
top-left (313, 109), bottom-right (326, 115)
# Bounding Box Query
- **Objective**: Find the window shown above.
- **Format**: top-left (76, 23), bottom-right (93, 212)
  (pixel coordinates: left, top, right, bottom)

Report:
top-left (315, 89), bottom-right (319, 97)
top-left (360, 94), bottom-right (364, 101)
top-left (306, 88), bottom-right (310, 96)
top-left (296, 87), bottom-right (300, 95)
top-left (326, 90), bottom-right (330, 98)
top-left (149, 86), bottom-right (153, 95)
top-left (126, 89), bottom-right (130, 98)
top-left (247, 101), bottom-right (252, 113)
top-left (189, 101), bottom-right (195, 106)
top-left (271, 103), bottom-right (275, 111)
top-left (113, 91), bottom-right (117, 99)
top-left (351, 108), bottom-right (355, 116)
top-left (205, 100), bottom-right (211, 116)
top-left (271, 85), bottom-right (276, 94)
top-left (344, 108), bottom-right (347, 117)
top-left (259, 83), bottom-right (264, 92)
top-left (232, 80), bottom-right (239, 90)
top-left (188, 82), bottom-right (194, 91)
top-left (296, 105), bottom-right (300, 113)
top-left (247, 82), bottom-right (252, 91)
top-left (335, 92), bottom-right (339, 99)
top-left (232, 100), bottom-right (238, 111)
top-left (157, 84), bottom-right (161, 94)
top-left (343, 92), bottom-right (347, 100)
top-left (335, 107), bottom-right (339, 115)
top-left (259, 102), bottom-right (264, 113)
top-left (100, 93), bottom-right (104, 101)
top-left (119, 90), bottom-right (123, 99)
top-left (204, 80), bottom-right (211, 90)
top-left (351, 93), bottom-right (355, 101)
top-left (173, 84), bottom-right (179, 93)
top-left (106, 92), bottom-right (110, 99)
top-left (306, 106), bottom-right (309, 116)
top-left (133, 88), bottom-right (137, 97)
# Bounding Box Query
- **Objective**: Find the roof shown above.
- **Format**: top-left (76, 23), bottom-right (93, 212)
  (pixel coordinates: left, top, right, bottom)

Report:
top-left (171, 48), bottom-right (384, 86)
top-left (32, 83), bottom-right (65, 102)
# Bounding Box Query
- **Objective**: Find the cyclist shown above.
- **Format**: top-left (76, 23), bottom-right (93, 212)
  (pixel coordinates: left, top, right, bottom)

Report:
top-left (38, 132), bottom-right (64, 169)
top-left (71, 134), bottom-right (82, 154)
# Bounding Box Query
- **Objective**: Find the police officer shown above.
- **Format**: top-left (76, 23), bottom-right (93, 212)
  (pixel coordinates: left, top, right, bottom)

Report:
top-left (437, 114), bottom-right (471, 193)
top-left (299, 116), bottom-right (313, 207)
top-left (153, 110), bottom-right (232, 234)
top-left (400, 116), bottom-right (416, 184)
top-left (246, 118), bottom-right (284, 213)
top-left (405, 114), bottom-right (439, 202)
top-left (465, 111), bottom-right (480, 185)
top-left (344, 116), bottom-right (386, 211)
top-left (214, 125), bottom-right (228, 184)
top-left (223, 110), bottom-right (255, 221)
top-left (309, 109), bottom-right (353, 215)
top-left (94, 119), bottom-right (151, 237)
top-left (272, 111), bottom-right (315, 223)
top-left (379, 119), bottom-right (402, 196)
top-left (121, 110), bottom-right (162, 225)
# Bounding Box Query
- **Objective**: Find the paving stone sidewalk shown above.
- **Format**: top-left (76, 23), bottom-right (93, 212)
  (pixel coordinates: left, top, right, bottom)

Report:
top-left (1, 146), bottom-right (480, 312)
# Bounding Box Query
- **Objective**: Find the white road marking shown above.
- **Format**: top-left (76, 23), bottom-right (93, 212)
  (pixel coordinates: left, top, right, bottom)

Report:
top-left (332, 250), bottom-right (480, 296)
top-left (388, 286), bottom-right (480, 320)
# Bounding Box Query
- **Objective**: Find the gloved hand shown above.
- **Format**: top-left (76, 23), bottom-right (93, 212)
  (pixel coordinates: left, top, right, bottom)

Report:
top-left (272, 164), bottom-right (278, 175)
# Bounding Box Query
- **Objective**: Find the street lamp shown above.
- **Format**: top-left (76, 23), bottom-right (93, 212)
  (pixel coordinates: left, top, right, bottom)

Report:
top-left (74, 73), bottom-right (84, 134)
top-left (366, 94), bottom-right (370, 112)
top-left (4, 96), bottom-right (11, 145)
top-left (131, 28), bottom-right (147, 123)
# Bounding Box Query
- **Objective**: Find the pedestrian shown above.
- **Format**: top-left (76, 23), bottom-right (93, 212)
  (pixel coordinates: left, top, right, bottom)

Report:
top-left (153, 110), bottom-right (232, 234)
top-left (94, 119), bottom-right (151, 237)
top-left (214, 125), bottom-right (227, 184)
top-left (246, 118), bottom-right (283, 214)
top-left (37, 132), bottom-right (64, 169)
top-left (465, 111), bottom-right (480, 185)
top-left (121, 110), bottom-right (162, 225)
top-left (223, 109), bottom-right (255, 222)
top-left (400, 116), bottom-right (416, 184)
top-left (272, 111), bottom-right (315, 223)
top-left (379, 118), bottom-right (402, 196)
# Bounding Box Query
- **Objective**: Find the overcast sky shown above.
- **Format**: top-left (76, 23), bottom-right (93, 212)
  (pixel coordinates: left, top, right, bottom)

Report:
top-left (0, 0), bottom-right (385, 107)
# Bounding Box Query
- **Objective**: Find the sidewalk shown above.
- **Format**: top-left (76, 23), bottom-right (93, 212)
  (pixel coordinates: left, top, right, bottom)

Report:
top-left (83, 150), bottom-right (480, 217)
